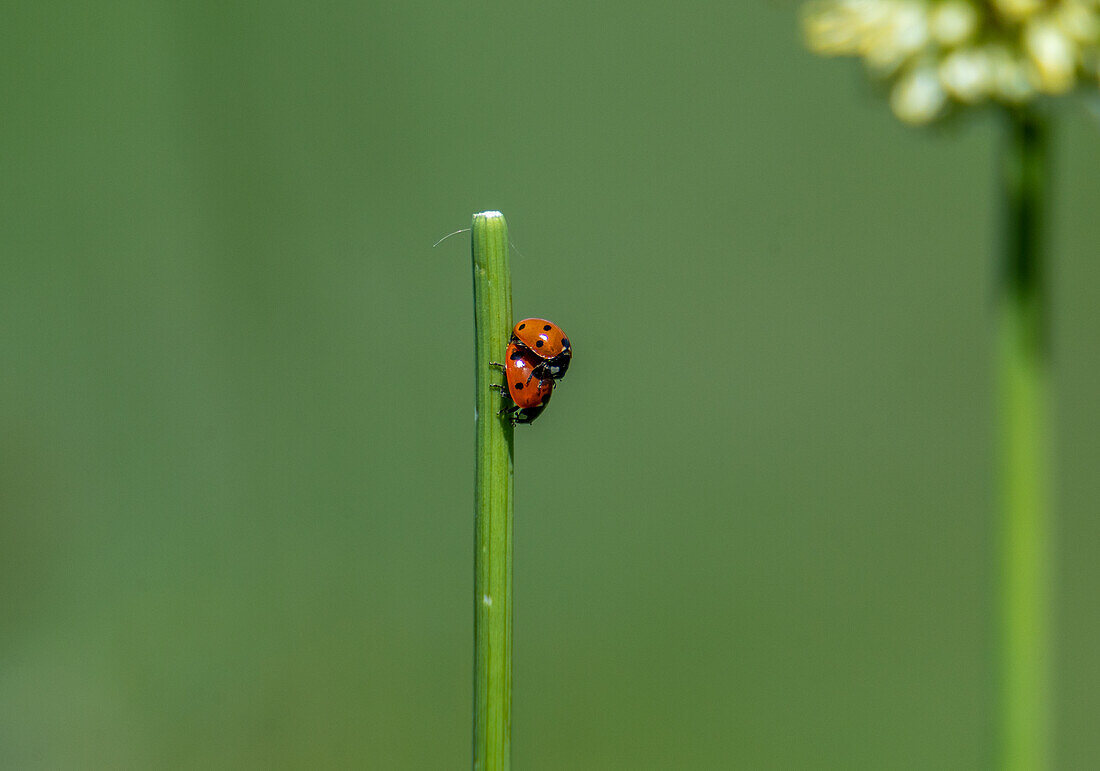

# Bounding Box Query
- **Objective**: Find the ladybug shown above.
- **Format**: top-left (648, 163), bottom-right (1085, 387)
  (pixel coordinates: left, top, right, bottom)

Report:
top-left (511, 318), bottom-right (571, 382)
top-left (490, 342), bottom-right (554, 424)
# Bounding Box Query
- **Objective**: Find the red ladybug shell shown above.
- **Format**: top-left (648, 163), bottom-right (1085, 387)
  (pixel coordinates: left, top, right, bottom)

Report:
top-left (503, 342), bottom-right (553, 419)
top-left (512, 318), bottom-right (571, 380)
top-left (512, 318), bottom-right (569, 359)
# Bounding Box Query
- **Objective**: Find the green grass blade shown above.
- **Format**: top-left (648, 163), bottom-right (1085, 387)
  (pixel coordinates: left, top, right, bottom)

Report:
top-left (998, 108), bottom-right (1051, 771)
top-left (471, 211), bottom-right (514, 771)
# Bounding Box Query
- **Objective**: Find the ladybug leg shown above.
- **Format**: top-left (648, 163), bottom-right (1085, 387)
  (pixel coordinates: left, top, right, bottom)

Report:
top-left (523, 370), bottom-right (552, 389)
top-left (523, 374), bottom-right (552, 391)
top-left (526, 359), bottom-right (564, 385)
top-left (497, 403), bottom-right (518, 419)
top-left (489, 361), bottom-right (504, 371)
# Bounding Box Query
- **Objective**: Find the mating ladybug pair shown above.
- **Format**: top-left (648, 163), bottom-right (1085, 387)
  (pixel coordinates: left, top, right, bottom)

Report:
top-left (490, 318), bottom-right (571, 425)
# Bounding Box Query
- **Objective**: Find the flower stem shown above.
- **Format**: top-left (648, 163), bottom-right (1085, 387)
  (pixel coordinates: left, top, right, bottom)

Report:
top-left (997, 107), bottom-right (1051, 771)
top-left (471, 211), bottom-right (514, 771)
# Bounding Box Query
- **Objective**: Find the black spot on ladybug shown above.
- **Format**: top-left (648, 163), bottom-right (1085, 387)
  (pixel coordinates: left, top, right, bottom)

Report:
top-left (518, 323), bottom-right (526, 330)
top-left (514, 382), bottom-right (523, 389)
top-left (535, 340), bottom-right (544, 348)
top-left (510, 349), bottom-right (522, 360)
top-left (543, 324), bottom-right (551, 331)
top-left (561, 338), bottom-right (569, 348)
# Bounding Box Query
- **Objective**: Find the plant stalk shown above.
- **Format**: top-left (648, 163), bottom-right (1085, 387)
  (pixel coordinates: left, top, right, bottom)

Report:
top-left (471, 211), bottom-right (514, 771)
top-left (997, 107), bottom-right (1051, 771)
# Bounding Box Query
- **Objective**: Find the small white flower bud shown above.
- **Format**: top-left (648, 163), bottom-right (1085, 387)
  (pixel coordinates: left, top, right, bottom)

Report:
top-left (931, 1), bottom-right (980, 47)
top-left (993, 0), bottom-right (1045, 22)
top-left (1025, 16), bottom-right (1079, 92)
top-left (863, 2), bottom-right (931, 73)
top-left (1058, 0), bottom-right (1100, 43)
top-left (939, 47), bottom-right (992, 101)
top-left (989, 47), bottom-right (1039, 102)
top-left (891, 65), bottom-right (948, 123)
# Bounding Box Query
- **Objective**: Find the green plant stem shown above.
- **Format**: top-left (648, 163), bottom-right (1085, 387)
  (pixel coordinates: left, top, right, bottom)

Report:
top-left (471, 211), bottom-right (514, 771)
top-left (998, 107), bottom-right (1050, 771)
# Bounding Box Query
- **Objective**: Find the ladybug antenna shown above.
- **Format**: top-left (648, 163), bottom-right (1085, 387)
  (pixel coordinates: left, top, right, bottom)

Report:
top-left (432, 227), bottom-right (471, 248)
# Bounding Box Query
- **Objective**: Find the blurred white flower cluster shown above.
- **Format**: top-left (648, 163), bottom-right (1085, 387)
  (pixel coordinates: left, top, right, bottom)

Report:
top-left (802, 0), bottom-right (1100, 123)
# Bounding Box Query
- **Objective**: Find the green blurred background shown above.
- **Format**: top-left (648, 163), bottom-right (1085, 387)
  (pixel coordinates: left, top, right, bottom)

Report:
top-left (4, 2), bottom-right (1100, 768)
